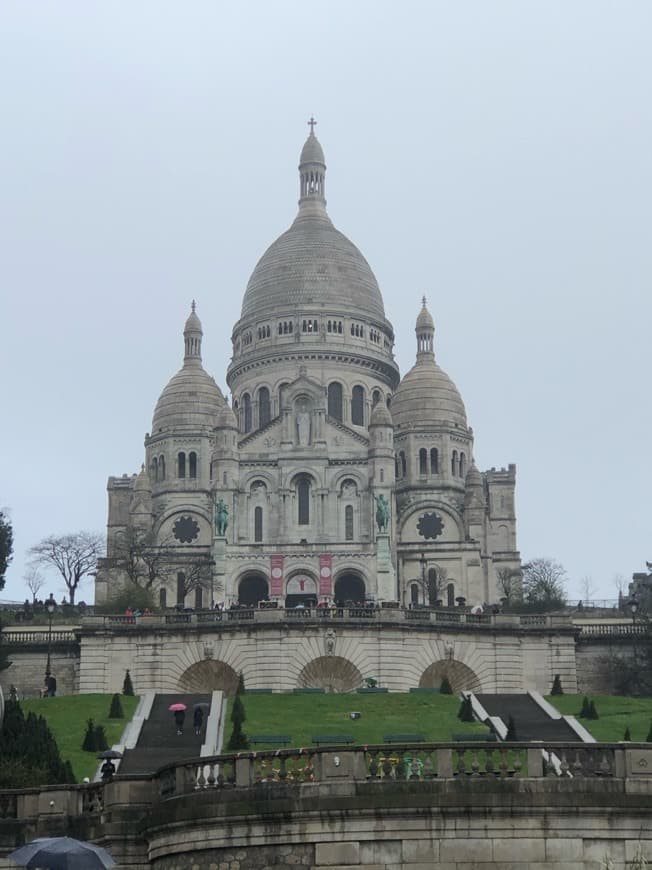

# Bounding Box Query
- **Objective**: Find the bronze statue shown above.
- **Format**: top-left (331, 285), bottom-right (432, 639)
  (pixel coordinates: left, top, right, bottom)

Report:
top-left (374, 494), bottom-right (390, 532)
top-left (214, 498), bottom-right (229, 536)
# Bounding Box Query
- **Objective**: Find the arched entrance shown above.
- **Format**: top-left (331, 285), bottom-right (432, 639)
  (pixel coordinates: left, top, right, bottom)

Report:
top-left (178, 660), bottom-right (240, 695)
top-left (238, 573), bottom-right (269, 606)
top-left (419, 660), bottom-right (481, 694)
top-left (334, 573), bottom-right (366, 604)
top-left (298, 656), bottom-right (362, 693)
top-left (285, 573), bottom-right (318, 608)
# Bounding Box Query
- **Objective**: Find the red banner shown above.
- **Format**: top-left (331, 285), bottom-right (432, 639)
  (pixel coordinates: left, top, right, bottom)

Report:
top-left (270, 554), bottom-right (284, 597)
top-left (319, 553), bottom-right (333, 597)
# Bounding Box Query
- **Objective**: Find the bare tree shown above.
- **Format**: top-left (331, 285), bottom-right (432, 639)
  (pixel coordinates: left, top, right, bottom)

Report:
top-left (497, 567), bottom-right (521, 602)
top-left (178, 555), bottom-right (217, 605)
top-left (579, 575), bottom-right (595, 603)
top-left (24, 565), bottom-right (45, 602)
top-left (415, 564), bottom-right (448, 606)
top-left (613, 572), bottom-right (628, 602)
top-left (111, 527), bottom-right (175, 590)
top-left (29, 532), bottom-right (103, 604)
top-left (522, 558), bottom-right (567, 609)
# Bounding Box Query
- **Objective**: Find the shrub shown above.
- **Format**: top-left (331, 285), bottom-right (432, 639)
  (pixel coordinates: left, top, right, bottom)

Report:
top-left (237, 672), bottom-right (245, 695)
top-left (505, 715), bottom-right (517, 740)
top-left (624, 726), bottom-right (632, 741)
top-left (227, 691), bottom-right (249, 750)
top-left (550, 674), bottom-right (563, 695)
top-left (588, 701), bottom-right (599, 720)
top-left (0, 699), bottom-right (72, 787)
top-left (440, 677), bottom-right (453, 695)
top-left (94, 724), bottom-right (108, 752)
top-left (109, 693), bottom-right (124, 719)
top-left (123, 670), bottom-right (134, 696)
top-left (230, 694), bottom-right (246, 725)
top-left (82, 718), bottom-right (97, 752)
top-left (579, 696), bottom-right (590, 718)
top-left (97, 585), bottom-right (156, 615)
top-left (457, 696), bottom-right (475, 723)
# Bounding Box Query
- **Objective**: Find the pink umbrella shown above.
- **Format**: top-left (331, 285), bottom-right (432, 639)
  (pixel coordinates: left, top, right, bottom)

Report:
top-left (168, 703), bottom-right (187, 711)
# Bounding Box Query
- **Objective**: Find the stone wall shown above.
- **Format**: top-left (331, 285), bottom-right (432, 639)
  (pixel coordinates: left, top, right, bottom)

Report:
top-left (77, 618), bottom-right (578, 695)
top-left (0, 648), bottom-right (79, 699)
top-left (575, 641), bottom-right (634, 694)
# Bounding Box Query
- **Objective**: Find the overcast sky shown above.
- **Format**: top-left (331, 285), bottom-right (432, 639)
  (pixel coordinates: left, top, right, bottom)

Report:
top-left (1, 1), bottom-right (650, 604)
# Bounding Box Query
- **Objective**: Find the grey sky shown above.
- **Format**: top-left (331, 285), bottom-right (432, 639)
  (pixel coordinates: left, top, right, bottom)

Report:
top-left (1, 1), bottom-right (650, 603)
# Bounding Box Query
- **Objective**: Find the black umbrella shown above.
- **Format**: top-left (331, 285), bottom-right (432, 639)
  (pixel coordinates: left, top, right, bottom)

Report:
top-left (97, 749), bottom-right (123, 759)
top-left (9, 837), bottom-right (115, 869)
top-left (193, 702), bottom-right (210, 711)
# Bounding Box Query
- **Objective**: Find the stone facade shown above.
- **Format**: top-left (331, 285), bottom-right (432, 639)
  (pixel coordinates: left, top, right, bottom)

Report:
top-left (95, 127), bottom-right (521, 625)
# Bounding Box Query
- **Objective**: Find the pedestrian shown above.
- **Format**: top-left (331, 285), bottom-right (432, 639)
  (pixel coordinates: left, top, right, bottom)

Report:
top-left (193, 707), bottom-right (204, 736)
top-left (47, 674), bottom-right (57, 697)
top-left (100, 759), bottom-right (116, 781)
top-left (174, 708), bottom-right (185, 735)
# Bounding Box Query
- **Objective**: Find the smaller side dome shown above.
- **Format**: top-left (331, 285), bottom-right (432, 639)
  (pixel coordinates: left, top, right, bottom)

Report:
top-left (300, 126), bottom-right (325, 166)
top-left (216, 403), bottom-right (238, 429)
top-left (369, 402), bottom-right (393, 427)
top-left (416, 295), bottom-right (434, 330)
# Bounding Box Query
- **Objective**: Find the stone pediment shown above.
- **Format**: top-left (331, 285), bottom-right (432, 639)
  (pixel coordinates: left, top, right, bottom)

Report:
top-left (280, 367), bottom-right (327, 410)
top-left (325, 415), bottom-right (369, 448)
top-left (239, 417), bottom-right (283, 451)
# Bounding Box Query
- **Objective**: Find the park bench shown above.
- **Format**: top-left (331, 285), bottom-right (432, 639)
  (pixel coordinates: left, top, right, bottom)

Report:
top-left (293, 687), bottom-right (325, 694)
top-left (245, 688), bottom-right (274, 694)
top-left (249, 735), bottom-right (291, 746)
top-left (312, 735), bottom-right (355, 746)
top-left (452, 732), bottom-right (497, 742)
top-left (383, 733), bottom-right (426, 743)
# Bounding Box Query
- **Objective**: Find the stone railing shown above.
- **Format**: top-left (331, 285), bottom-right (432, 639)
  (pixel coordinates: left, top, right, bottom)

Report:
top-left (577, 622), bottom-right (648, 638)
top-left (1, 630), bottom-right (78, 644)
top-left (79, 609), bottom-right (574, 632)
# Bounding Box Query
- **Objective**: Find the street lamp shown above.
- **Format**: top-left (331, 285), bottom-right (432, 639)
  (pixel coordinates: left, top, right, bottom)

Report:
top-left (44, 596), bottom-right (56, 684)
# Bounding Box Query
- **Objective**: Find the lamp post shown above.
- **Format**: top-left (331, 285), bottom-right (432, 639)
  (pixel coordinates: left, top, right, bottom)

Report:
top-left (629, 597), bottom-right (639, 686)
top-left (44, 596), bottom-right (56, 684)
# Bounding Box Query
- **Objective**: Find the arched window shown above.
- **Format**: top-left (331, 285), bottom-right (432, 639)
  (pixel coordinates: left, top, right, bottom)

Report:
top-left (159, 455), bottom-right (166, 480)
top-left (351, 385), bottom-right (365, 426)
top-left (400, 451), bottom-right (407, 477)
top-left (447, 582), bottom-right (455, 608)
top-left (195, 586), bottom-right (203, 610)
top-left (254, 506), bottom-right (263, 542)
top-left (189, 452), bottom-right (197, 479)
top-left (380, 468), bottom-right (384, 482)
top-left (419, 448), bottom-right (428, 475)
top-left (451, 450), bottom-right (458, 476)
top-left (395, 456), bottom-right (400, 478)
top-left (152, 457), bottom-right (158, 481)
top-left (372, 389), bottom-right (381, 406)
top-left (328, 382), bottom-right (343, 421)
top-left (176, 572), bottom-right (185, 606)
top-left (345, 505), bottom-right (354, 541)
top-left (177, 452), bottom-right (186, 478)
top-left (297, 477), bottom-right (311, 525)
top-left (243, 393), bottom-right (252, 433)
top-left (427, 568), bottom-right (439, 606)
top-left (430, 448), bottom-right (439, 474)
top-left (258, 387), bottom-right (271, 427)
top-left (159, 587), bottom-right (167, 608)
top-left (410, 583), bottom-right (419, 605)
top-left (459, 452), bottom-right (465, 478)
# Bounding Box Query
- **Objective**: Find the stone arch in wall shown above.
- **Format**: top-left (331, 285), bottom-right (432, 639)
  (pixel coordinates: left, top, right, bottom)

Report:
top-left (297, 656), bottom-right (363, 693)
top-left (178, 659), bottom-right (240, 696)
top-left (419, 660), bottom-right (481, 693)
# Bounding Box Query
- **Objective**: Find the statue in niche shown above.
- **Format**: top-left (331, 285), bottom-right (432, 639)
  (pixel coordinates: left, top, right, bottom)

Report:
top-left (214, 498), bottom-right (229, 536)
top-left (342, 480), bottom-right (357, 497)
top-left (374, 494), bottom-right (390, 532)
top-left (296, 399), bottom-right (311, 446)
top-left (324, 628), bottom-right (336, 656)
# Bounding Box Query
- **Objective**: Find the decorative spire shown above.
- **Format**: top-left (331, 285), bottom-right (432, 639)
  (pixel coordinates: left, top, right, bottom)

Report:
top-left (298, 117), bottom-right (327, 212)
top-left (415, 297), bottom-right (435, 360)
top-left (184, 301), bottom-right (203, 365)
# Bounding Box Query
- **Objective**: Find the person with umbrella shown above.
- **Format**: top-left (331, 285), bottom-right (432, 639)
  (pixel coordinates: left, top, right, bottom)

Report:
top-left (193, 703), bottom-right (207, 735)
top-left (9, 836), bottom-right (115, 869)
top-left (169, 702), bottom-right (186, 734)
top-left (98, 749), bottom-right (122, 781)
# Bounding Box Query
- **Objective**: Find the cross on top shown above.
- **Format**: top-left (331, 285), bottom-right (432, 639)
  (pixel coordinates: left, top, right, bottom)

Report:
top-left (191, 299), bottom-right (196, 313)
top-left (308, 115), bottom-right (317, 134)
top-left (422, 295), bottom-right (427, 307)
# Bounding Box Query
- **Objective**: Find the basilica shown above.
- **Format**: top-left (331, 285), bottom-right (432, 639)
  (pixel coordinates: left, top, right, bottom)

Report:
top-left (95, 127), bottom-right (521, 612)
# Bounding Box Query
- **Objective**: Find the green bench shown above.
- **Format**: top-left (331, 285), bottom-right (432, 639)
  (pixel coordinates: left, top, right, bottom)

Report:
top-left (452, 732), bottom-right (497, 742)
top-left (249, 735), bottom-right (291, 746)
top-left (245, 689), bottom-right (274, 694)
top-left (409, 687), bottom-right (440, 694)
top-left (293, 687), bottom-right (326, 694)
top-left (312, 735), bottom-right (355, 746)
top-left (383, 733), bottom-right (426, 743)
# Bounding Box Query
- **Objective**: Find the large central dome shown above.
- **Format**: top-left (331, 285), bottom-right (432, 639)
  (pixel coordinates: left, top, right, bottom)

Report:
top-left (239, 128), bottom-right (386, 322)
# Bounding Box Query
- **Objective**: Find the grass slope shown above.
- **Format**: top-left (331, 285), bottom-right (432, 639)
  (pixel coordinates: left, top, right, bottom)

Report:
top-left (21, 694), bottom-right (140, 781)
top-left (547, 695), bottom-right (652, 742)
top-left (224, 693), bottom-right (488, 749)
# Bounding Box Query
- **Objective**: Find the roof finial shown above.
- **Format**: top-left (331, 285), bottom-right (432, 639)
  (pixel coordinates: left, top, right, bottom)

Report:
top-left (308, 115), bottom-right (317, 135)
top-left (191, 299), bottom-right (196, 313)
top-left (422, 295), bottom-right (427, 308)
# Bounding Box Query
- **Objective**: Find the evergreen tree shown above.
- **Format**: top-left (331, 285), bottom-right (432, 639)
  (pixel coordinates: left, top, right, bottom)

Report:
top-left (588, 700), bottom-right (599, 720)
top-left (457, 696), bottom-right (475, 722)
top-left (579, 696), bottom-right (590, 718)
top-left (624, 726), bottom-right (632, 741)
top-left (123, 670), bottom-right (134, 696)
top-left (0, 699), bottom-right (72, 787)
top-left (550, 674), bottom-right (563, 695)
top-left (94, 724), bottom-right (108, 752)
top-left (231, 693), bottom-right (246, 724)
top-left (0, 511), bottom-right (13, 592)
top-left (227, 694), bottom-right (249, 750)
top-left (439, 676), bottom-right (453, 695)
top-left (109, 693), bottom-right (124, 718)
top-left (82, 718), bottom-right (97, 752)
top-left (237, 671), bottom-right (245, 695)
top-left (506, 715), bottom-right (517, 740)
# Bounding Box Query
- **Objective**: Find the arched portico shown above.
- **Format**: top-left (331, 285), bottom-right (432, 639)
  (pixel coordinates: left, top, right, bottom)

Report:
top-left (334, 572), bottom-right (366, 604)
top-left (238, 573), bottom-right (269, 606)
top-left (297, 656), bottom-right (363, 693)
top-left (419, 660), bottom-right (481, 694)
top-left (178, 660), bottom-right (240, 695)
top-left (285, 572), bottom-right (318, 608)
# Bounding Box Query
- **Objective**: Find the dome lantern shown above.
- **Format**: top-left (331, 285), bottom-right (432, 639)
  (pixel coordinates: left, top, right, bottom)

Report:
top-left (298, 116), bottom-right (326, 212)
top-left (184, 300), bottom-right (203, 365)
top-left (416, 296), bottom-right (435, 359)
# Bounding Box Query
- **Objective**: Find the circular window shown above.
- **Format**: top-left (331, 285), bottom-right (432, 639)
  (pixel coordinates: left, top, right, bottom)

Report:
top-left (173, 516), bottom-right (200, 543)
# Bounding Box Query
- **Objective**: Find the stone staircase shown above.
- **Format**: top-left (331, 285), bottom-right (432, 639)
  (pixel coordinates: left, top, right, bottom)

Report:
top-left (475, 693), bottom-right (578, 741)
top-left (119, 693), bottom-right (211, 775)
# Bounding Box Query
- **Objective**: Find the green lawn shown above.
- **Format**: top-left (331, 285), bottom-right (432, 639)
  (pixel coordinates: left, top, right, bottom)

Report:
top-left (547, 695), bottom-right (652, 742)
top-left (224, 692), bottom-right (489, 750)
top-left (21, 694), bottom-right (140, 781)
